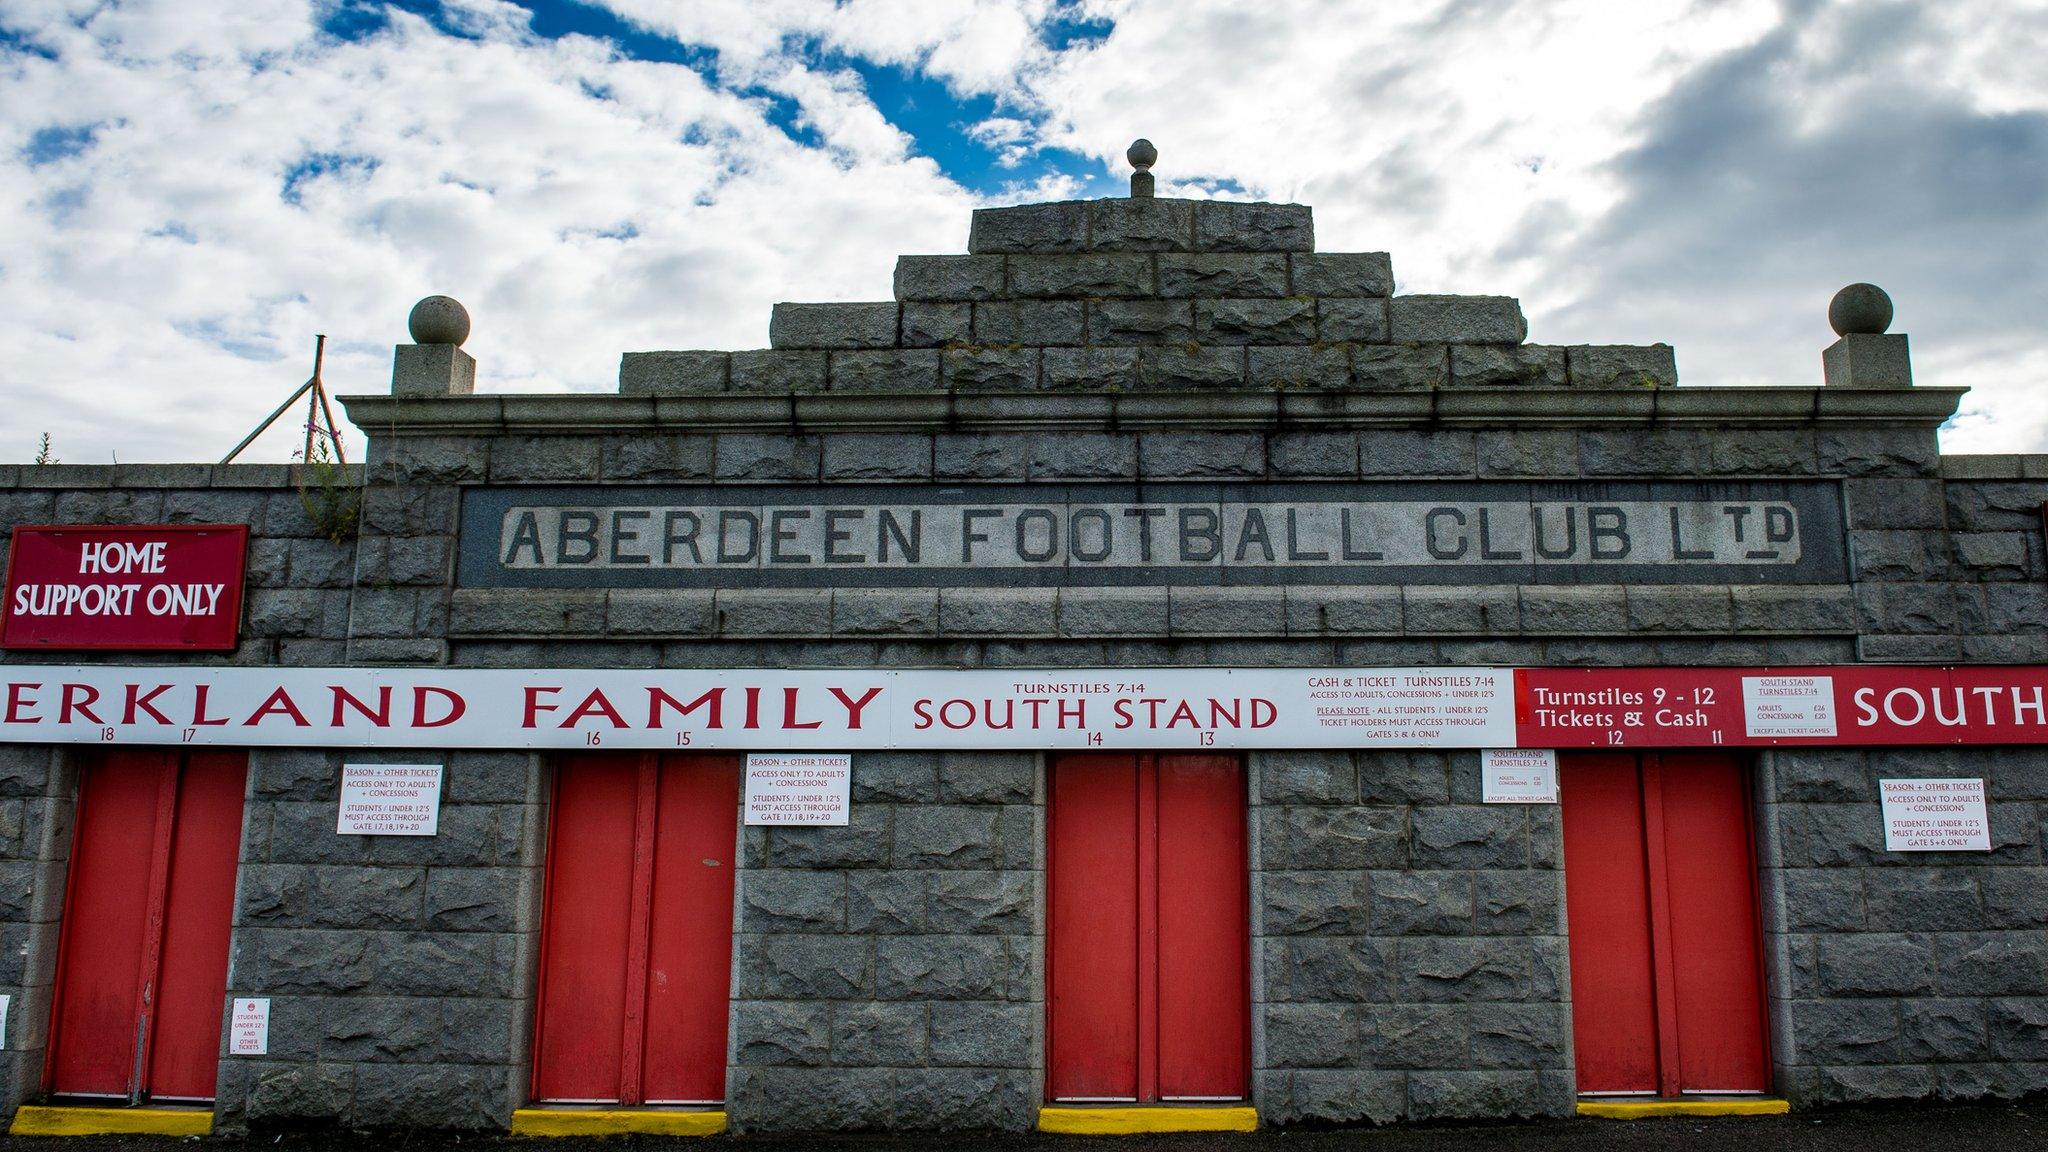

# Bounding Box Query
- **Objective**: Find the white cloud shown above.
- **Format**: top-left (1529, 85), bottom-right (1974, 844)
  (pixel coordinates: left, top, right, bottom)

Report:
top-left (1, 0), bottom-right (2043, 464)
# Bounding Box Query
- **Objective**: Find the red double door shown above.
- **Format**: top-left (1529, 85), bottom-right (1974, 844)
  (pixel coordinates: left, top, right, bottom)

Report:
top-left (532, 753), bottom-right (740, 1105)
top-left (49, 749), bottom-right (247, 1102)
top-left (1047, 753), bottom-right (1249, 1103)
top-left (1561, 752), bottom-right (1771, 1097)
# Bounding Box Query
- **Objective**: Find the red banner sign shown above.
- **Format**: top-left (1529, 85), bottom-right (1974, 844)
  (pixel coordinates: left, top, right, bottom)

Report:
top-left (1515, 665), bottom-right (2048, 747)
top-left (2, 525), bottom-right (248, 652)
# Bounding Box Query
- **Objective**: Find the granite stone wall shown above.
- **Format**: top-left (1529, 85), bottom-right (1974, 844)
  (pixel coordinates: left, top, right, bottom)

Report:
top-left (1759, 745), bottom-right (2048, 1106)
top-left (1253, 749), bottom-right (1573, 1124)
top-left (213, 748), bottom-right (544, 1132)
top-left (725, 751), bottom-right (1040, 1132)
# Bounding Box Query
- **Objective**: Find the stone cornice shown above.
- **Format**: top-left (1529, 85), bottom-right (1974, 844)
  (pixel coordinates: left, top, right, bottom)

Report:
top-left (338, 385), bottom-right (1966, 437)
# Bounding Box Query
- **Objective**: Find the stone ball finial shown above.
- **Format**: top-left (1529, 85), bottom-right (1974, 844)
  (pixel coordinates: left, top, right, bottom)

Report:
top-left (408, 295), bottom-right (471, 346)
top-left (1126, 138), bottom-right (1157, 171)
top-left (1828, 283), bottom-right (1893, 337)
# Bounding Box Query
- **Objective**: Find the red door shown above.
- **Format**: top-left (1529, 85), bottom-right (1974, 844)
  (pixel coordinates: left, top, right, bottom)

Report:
top-left (48, 749), bottom-right (247, 1102)
top-left (1560, 752), bottom-right (1770, 1097)
top-left (532, 753), bottom-right (739, 1105)
top-left (1047, 753), bottom-right (1248, 1102)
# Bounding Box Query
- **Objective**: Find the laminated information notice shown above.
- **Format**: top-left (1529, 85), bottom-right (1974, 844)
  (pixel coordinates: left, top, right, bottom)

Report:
top-left (1481, 749), bottom-right (1559, 803)
top-left (1880, 778), bottom-right (1992, 852)
top-left (229, 998), bottom-right (270, 1056)
top-left (745, 753), bottom-right (852, 826)
top-left (1742, 675), bottom-right (1838, 738)
top-left (337, 763), bottom-right (444, 836)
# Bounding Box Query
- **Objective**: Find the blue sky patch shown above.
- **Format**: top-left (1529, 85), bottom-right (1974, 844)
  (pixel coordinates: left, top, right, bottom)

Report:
top-left (23, 124), bottom-right (99, 166)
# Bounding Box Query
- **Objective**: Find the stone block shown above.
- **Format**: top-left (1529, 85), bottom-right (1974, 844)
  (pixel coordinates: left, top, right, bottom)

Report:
top-left (346, 1062), bottom-right (508, 1129)
top-left (1257, 751), bottom-right (1358, 804)
top-left (968, 200), bottom-right (1086, 254)
top-left (1136, 430), bottom-right (1264, 478)
top-left (971, 299), bottom-right (1084, 346)
top-left (1041, 347), bottom-right (1139, 391)
top-left (619, 350), bottom-right (727, 395)
top-left (890, 1067), bottom-right (1035, 1130)
top-left (894, 255), bottom-right (1006, 301)
top-left (728, 1067), bottom-right (894, 1132)
top-left (1824, 332), bottom-right (1913, 387)
top-left (1260, 871), bottom-right (1372, 936)
top-left (1193, 201), bottom-right (1313, 252)
top-left (1028, 431), bottom-right (1136, 479)
top-left (1364, 1004), bottom-right (1471, 1070)
top-left (934, 433), bottom-right (1030, 480)
top-left (1252, 346), bottom-right (1351, 389)
top-left (942, 347), bottom-right (1039, 390)
top-left (1411, 807), bottom-right (1529, 869)
top-left (1408, 1071), bottom-right (1552, 1120)
top-left (1087, 197), bottom-right (1194, 251)
top-left (1262, 808), bottom-right (1407, 870)
top-left (1935, 932), bottom-right (2048, 996)
top-left (1474, 872), bottom-right (1564, 935)
top-left (938, 752), bottom-right (1035, 804)
top-left (1450, 345), bottom-right (1567, 387)
top-left (1369, 871), bottom-right (1474, 935)
top-left (1626, 586), bottom-right (1734, 633)
top-left (1266, 936), bottom-right (1390, 1003)
top-left (1791, 999), bottom-right (1904, 1064)
top-left (1404, 586), bottom-right (1520, 634)
top-left (1477, 429), bottom-right (1578, 476)
top-left (1194, 298), bottom-right (1316, 345)
top-left (1263, 1069), bottom-right (1405, 1125)
top-left (1358, 430), bottom-right (1474, 476)
top-left (729, 349), bottom-right (828, 392)
top-left (1902, 999), bottom-right (1990, 1062)
top-left (1987, 998), bottom-right (2048, 1060)
top-left (1088, 299), bottom-right (1194, 344)
top-left (1732, 586), bottom-right (1859, 633)
top-left (1814, 1064), bottom-right (1934, 1104)
top-left (938, 588), bottom-right (1056, 634)
top-left (1982, 868), bottom-right (2048, 928)
top-left (738, 934), bottom-right (872, 999)
top-left (1396, 937), bottom-right (1552, 1004)
top-left (832, 1001), bottom-right (929, 1067)
top-left (830, 349), bottom-right (940, 392)
top-left (605, 589), bottom-right (716, 636)
top-left (1817, 933), bottom-right (1935, 995)
top-left (1390, 296), bottom-right (1525, 343)
top-left (1169, 586), bottom-right (1286, 635)
top-left (391, 343), bottom-right (475, 396)
top-left (1006, 253), bottom-right (1152, 298)
top-left (1156, 254), bottom-right (1288, 297)
top-left (1469, 1004), bottom-right (1571, 1069)
top-left (1823, 428), bottom-right (1941, 477)
top-left (1268, 431), bottom-right (1360, 478)
top-left (1856, 582), bottom-right (1957, 635)
top-left (1865, 869), bottom-right (1985, 931)
top-left (1847, 478), bottom-right (1947, 529)
top-left (929, 1001), bottom-right (1034, 1067)
top-left (848, 872), bottom-right (928, 934)
top-left (1264, 1003), bottom-right (1360, 1067)
top-left (894, 806), bottom-right (1000, 869)
top-left (926, 871), bottom-right (1034, 935)
top-left (741, 870), bottom-right (847, 933)
top-left (875, 935), bottom-right (1008, 1000)
top-left (1358, 751), bottom-right (1451, 805)
top-left (1776, 868), bottom-right (1867, 930)
top-left (715, 588), bottom-right (833, 636)
top-left (1701, 428), bottom-right (1818, 475)
top-left (763, 806), bottom-right (892, 868)
top-left (836, 589), bottom-right (940, 638)
top-left (734, 1000), bottom-right (832, 1066)
top-left (1317, 297), bottom-right (1391, 343)
top-left (1352, 344), bottom-right (1446, 389)
top-left (1292, 252), bottom-right (1394, 297)
top-left (1057, 587), bottom-right (1169, 636)
top-left (1566, 344), bottom-right (1678, 387)
top-left (1519, 586), bottom-right (1626, 634)
top-left (1954, 532), bottom-right (2030, 578)
top-left (770, 302), bottom-right (898, 349)
top-left (1137, 345), bottom-right (1247, 389)
top-left (820, 432), bottom-right (933, 480)
top-left (900, 302), bottom-right (972, 347)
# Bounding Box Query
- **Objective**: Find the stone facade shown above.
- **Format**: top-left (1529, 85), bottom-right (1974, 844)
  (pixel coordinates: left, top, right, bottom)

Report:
top-left (2, 188), bottom-right (2046, 1132)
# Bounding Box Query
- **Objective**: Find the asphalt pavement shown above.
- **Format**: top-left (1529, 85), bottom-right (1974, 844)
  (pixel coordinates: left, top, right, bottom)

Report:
top-left (0, 1100), bottom-right (2038, 1151)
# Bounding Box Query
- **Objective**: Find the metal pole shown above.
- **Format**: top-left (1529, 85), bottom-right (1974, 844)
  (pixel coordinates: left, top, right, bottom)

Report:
top-left (218, 378), bottom-right (315, 465)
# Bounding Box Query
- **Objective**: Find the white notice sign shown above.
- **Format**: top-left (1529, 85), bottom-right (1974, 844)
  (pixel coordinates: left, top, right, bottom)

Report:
top-left (1482, 749), bottom-right (1559, 803)
top-left (745, 753), bottom-right (852, 826)
top-left (229, 998), bottom-right (270, 1055)
top-left (0, 993), bottom-right (10, 1049)
top-left (1880, 778), bottom-right (1992, 852)
top-left (337, 763), bottom-right (444, 836)
top-left (1742, 675), bottom-right (1838, 737)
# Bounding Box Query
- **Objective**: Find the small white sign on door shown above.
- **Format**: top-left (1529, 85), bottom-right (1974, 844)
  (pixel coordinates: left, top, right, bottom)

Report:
top-left (229, 998), bottom-right (270, 1056)
top-left (744, 753), bottom-right (853, 826)
top-left (1742, 675), bottom-right (1838, 738)
top-left (1880, 777), bottom-right (1992, 852)
top-left (1482, 749), bottom-right (1559, 804)
top-left (0, 993), bottom-right (11, 1049)
top-left (337, 763), bottom-right (444, 836)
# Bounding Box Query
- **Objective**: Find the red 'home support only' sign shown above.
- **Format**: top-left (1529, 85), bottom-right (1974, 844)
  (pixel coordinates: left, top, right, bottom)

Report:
top-left (1, 664), bottom-right (2045, 751)
top-left (2, 525), bottom-right (248, 651)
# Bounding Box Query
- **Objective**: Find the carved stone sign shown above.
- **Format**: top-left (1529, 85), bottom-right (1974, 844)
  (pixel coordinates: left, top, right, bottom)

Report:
top-left (456, 481), bottom-right (1846, 588)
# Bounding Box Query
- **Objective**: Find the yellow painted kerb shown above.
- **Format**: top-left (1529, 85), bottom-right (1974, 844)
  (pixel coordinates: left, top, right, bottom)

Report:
top-left (10, 1105), bottom-right (214, 1137)
top-left (509, 1108), bottom-right (727, 1137)
top-left (1577, 1098), bottom-right (1790, 1119)
top-left (1037, 1105), bottom-right (1259, 1134)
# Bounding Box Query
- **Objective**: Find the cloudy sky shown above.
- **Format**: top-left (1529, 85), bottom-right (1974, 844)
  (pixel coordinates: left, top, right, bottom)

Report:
top-left (1, 0), bottom-right (2044, 463)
